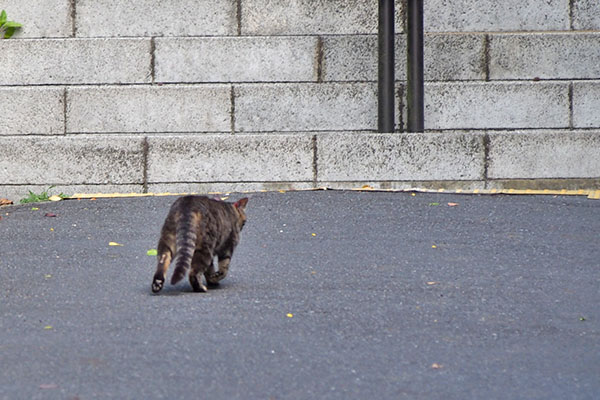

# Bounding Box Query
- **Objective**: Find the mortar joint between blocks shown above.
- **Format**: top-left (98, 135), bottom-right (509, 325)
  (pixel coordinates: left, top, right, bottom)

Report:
top-left (568, 0), bottom-right (575, 31)
top-left (568, 82), bottom-right (574, 130)
top-left (69, 0), bottom-right (77, 37)
top-left (142, 137), bottom-right (149, 193)
top-left (62, 88), bottom-right (68, 135)
top-left (483, 34), bottom-right (491, 82)
top-left (150, 37), bottom-right (156, 84)
top-left (236, 0), bottom-right (242, 35)
top-left (482, 132), bottom-right (490, 187)
top-left (397, 85), bottom-right (405, 132)
top-left (230, 86), bottom-right (236, 134)
top-left (316, 36), bottom-right (324, 83)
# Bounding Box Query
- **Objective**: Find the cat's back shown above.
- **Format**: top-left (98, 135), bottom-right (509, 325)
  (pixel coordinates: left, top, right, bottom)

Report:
top-left (168, 195), bottom-right (231, 218)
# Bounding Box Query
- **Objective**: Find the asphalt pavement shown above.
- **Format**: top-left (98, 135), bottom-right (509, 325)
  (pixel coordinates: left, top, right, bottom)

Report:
top-left (0, 190), bottom-right (599, 399)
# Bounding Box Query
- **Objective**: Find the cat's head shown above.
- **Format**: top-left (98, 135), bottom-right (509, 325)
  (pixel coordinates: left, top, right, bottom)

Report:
top-left (233, 198), bottom-right (248, 230)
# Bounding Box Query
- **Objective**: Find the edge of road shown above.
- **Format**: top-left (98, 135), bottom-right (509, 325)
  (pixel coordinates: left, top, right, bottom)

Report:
top-left (65, 186), bottom-right (600, 200)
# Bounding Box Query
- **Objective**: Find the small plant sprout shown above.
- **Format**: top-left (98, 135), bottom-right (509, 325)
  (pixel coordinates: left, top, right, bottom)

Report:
top-left (20, 186), bottom-right (68, 204)
top-left (0, 10), bottom-right (23, 39)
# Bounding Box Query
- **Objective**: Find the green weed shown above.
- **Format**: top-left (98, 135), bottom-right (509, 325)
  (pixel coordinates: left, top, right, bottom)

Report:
top-left (0, 10), bottom-right (23, 39)
top-left (20, 186), bottom-right (68, 204)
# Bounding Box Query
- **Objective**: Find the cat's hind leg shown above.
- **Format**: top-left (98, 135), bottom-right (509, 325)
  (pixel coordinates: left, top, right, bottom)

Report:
top-left (206, 256), bottom-right (231, 285)
top-left (189, 250), bottom-right (210, 292)
top-left (204, 259), bottom-right (219, 287)
top-left (152, 241), bottom-right (173, 293)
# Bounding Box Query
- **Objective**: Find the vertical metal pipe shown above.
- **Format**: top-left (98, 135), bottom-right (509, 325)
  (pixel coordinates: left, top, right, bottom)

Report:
top-left (378, 0), bottom-right (395, 133)
top-left (406, 0), bottom-right (424, 132)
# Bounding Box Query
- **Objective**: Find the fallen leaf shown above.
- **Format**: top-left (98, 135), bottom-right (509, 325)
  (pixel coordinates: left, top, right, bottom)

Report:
top-left (411, 193), bottom-right (416, 197)
top-left (431, 245), bottom-right (437, 249)
top-left (43, 325), bottom-right (53, 330)
top-left (109, 242), bottom-right (123, 247)
top-left (311, 233), bottom-right (317, 237)
top-left (48, 195), bottom-right (63, 202)
top-left (50, 228), bottom-right (54, 232)
top-left (426, 281), bottom-right (438, 285)
top-left (286, 313), bottom-right (294, 318)
top-left (0, 198), bottom-right (13, 206)
top-left (429, 202), bottom-right (440, 206)
top-left (146, 249), bottom-right (158, 256)
top-left (45, 274), bottom-right (52, 279)
top-left (31, 207), bottom-right (39, 211)
top-left (279, 190), bottom-right (286, 193)
top-left (44, 213), bottom-right (57, 217)
top-left (431, 363), bottom-right (443, 369)
top-left (579, 317), bottom-right (586, 322)
top-left (447, 202), bottom-right (459, 207)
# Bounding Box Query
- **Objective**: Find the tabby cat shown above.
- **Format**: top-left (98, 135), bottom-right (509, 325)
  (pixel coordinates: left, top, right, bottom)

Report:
top-left (151, 195), bottom-right (248, 293)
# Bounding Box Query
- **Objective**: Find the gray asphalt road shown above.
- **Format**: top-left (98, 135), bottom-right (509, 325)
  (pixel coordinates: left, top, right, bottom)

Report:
top-left (1, 190), bottom-right (599, 399)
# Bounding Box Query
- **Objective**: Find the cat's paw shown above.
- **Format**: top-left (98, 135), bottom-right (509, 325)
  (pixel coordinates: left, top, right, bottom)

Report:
top-left (206, 280), bottom-right (220, 288)
top-left (192, 283), bottom-right (208, 293)
top-left (205, 271), bottom-right (224, 285)
top-left (152, 278), bottom-right (164, 293)
top-left (189, 275), bottom-right (208, 293)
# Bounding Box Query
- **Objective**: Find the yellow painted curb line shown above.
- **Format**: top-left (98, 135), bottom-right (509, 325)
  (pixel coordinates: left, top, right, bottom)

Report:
top-left (354, 187), bottom-right (600, 200)
top-left (353, 187), bottom-right (600, 200)
top-left (68, 187), bottom-right (600, 200)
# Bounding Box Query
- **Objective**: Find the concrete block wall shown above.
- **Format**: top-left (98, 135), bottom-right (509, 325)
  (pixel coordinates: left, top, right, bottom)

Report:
top-left (0, 0), bottom-right (599, 200)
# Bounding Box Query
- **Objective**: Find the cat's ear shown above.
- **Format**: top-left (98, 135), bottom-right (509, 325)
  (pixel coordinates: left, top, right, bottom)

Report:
top-left (234, 197), bottom-right (248, 210)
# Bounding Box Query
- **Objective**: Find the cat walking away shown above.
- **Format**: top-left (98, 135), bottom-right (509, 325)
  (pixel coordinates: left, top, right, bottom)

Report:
top-left (151, 195), bottom-right (248, 294)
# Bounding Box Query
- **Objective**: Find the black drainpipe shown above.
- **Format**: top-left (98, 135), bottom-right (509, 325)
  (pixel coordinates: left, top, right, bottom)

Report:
top-left (406, 0), bottom-right (424, 132)
top-left (378, 0), bottom-right (395, 133)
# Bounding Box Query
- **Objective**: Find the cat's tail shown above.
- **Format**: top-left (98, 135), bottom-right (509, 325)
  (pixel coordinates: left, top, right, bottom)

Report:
top-left (170, 212), bottom-right (200, 285)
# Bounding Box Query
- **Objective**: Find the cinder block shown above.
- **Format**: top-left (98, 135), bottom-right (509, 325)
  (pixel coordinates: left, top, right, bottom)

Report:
top-left (488, 130), bottom-right (600, 179)
top-left (147, 182), bottom-right (315, 195)
top-left (0, 135), bottom-right (144, 184)
top-left (0, 87), bottom-right (64, 135)
top-left (235, 83), bottom-right (378, 132)
top-left (425, 82), bottom-right (570, 130)
top-left (0, 39), bottom-right (151, 85)
top-left (0, 0), bottom-right (72, 38)
top-left (321, 35), bottom-right (382, 82)
top-left (424, 34), bottom-right (486, 81)
top-left (572, 0), bottom-right (600, 30)
top-left (573, 81), bottom-right (600, 128)
top-left (147, 135), bottom-right (314, 182)
top-left (425, 0), bottom-right (569, 32)
top-left (322, 34), bottom-right (484, 81)
top-left (489, 33), bottom-right (600, 80)
top-left (67, 85), bottom-right (231, 133)
top-left (241, 0), bottom-right (404, 34)
top-left (76, 0), bottom-right (237, 37)
top-left (155, 37), bottom-right (318, 83)
top-left (317, 132), bottom-right (484, 181)
top-left (321, 180), bottom-right (486, 191)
